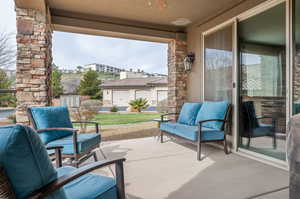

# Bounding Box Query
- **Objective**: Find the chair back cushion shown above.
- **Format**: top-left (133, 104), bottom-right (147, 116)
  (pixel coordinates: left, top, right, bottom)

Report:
top-left (29, 106), bottom-right (73, 144)
top-left (0, 125), bottom-right (67, 199)
top-left (177, 102), bottom-right (202, 125)
top-left (241, 101), bottom-right (259, 131)
top-left (195, 101), bottom-right (229, 130)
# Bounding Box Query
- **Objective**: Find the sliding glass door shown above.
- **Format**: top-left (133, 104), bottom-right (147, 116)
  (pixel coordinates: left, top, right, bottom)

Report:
top-left (238, 2), bottom-right (287, 161)
top-left (203, 24), bottom-right (234, 102)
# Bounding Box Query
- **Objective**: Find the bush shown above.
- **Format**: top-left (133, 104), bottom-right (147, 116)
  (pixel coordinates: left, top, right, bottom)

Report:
top-left (157, 99), bottom-right (168, 113)
top-left (129, 98), bottom-right (149, 112)
top-left (7, 113), bottom-right (16, 123)
top-left (70, 99), bottom-right (101, 133)
top-left (110, 106), bottom-right (118, 112)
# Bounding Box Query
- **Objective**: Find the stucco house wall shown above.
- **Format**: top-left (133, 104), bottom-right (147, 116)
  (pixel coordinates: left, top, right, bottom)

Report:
top-left (102, 86), bottom-right (168, 107)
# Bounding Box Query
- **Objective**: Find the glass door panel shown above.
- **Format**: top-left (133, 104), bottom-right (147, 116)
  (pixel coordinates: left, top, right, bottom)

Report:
top-left (238, 2), bottom-right (286, 161)
top-left (204, 25), bottom-right (233, 102)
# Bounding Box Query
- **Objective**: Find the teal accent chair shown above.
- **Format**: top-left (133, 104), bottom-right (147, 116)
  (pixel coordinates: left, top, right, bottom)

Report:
top-left (27, 106), bottom-right (101, 167)
top-left (160, 101), bottom-right (231, 161)
top-left (240, 101), bottom-right (277, 149)
top-left (0, 125), bottom-right (126, 199)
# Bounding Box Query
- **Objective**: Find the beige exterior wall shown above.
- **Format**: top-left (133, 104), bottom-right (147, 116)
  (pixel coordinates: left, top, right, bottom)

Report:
top-left (185, 0), bottom-right (267, 102)
top-left (103, 86), bottom-right (168, 107)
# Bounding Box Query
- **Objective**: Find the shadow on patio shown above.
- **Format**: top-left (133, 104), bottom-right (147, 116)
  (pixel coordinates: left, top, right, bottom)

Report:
top-left (92, 137), bottom-right (289, 199)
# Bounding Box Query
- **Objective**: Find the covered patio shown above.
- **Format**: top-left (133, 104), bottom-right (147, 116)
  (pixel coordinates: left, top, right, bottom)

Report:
top-left (9, 0), bottom-right (294, 198)
top-left (94, 137), bottom-right (288, 199)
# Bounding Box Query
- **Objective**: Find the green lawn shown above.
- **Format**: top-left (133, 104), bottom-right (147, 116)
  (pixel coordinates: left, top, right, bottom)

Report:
top-left (92, 113), bottom-right (161, 126)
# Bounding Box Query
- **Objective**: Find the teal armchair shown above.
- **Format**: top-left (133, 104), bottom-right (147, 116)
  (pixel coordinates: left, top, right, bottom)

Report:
top-left (0, 125), bottom-right (125, 199)
top-left (27, 105), bottom-right (101, 167)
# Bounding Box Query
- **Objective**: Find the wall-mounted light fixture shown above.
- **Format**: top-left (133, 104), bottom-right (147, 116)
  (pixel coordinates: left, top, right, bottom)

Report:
top-left (183, 52), bottom-right (195, 72)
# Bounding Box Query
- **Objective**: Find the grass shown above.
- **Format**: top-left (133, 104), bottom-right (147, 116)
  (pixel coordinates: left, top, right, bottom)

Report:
top-left (92, 112), bottom-right (161, 126)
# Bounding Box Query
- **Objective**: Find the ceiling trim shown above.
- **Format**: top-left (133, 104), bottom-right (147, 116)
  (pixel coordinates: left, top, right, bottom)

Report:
top-left (51, 11), bottom-right (186, 42)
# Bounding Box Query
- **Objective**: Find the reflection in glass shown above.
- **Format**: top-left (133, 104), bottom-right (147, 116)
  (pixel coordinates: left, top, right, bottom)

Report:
top-left (204, 25), bottom-right (233, 102)
top-left (293, 0), bottom-right (300, 114)
top-left (238, 3), bottom-right (286, 161)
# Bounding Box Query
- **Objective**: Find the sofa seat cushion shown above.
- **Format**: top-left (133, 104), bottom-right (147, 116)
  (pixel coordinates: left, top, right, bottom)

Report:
top-left (195, 101), bottom-right (229, 129)
top-left (160, 122), bottom-right (225, 141)
top-left (177, 102), bottom-right (202, 125)
top-left (30, 106), bottom-right (73, 144)
top-left (56, 166), bottom-right (117, 199)
top-left (0, 125), bottom-right (67, 199)
top-left (47, 133), bottom-right (101, 154)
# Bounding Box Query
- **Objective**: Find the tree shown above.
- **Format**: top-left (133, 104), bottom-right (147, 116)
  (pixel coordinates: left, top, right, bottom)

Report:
top-left (0, 32), bottom-right (16, 69)
top-left (0, 68), bottom-right (16, 107)
top-left (129, 98), bottom-right (149, 112)
top-left (79, 69), bottom-right (102, 99)
top-left (52, 65), bottom-right (63, 98)
top-left (76, 65), bottom-right (84, 73)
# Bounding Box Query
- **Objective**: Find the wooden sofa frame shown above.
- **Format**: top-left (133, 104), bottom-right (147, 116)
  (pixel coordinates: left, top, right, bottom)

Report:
top-left (27, 108), bottom-right (100, 167)
top-left (160, 104), bottom-right (232, 161)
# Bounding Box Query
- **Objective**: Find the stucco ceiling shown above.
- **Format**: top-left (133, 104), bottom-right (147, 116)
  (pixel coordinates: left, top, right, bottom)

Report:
top-left (47, 0), bottom-right (246, 28)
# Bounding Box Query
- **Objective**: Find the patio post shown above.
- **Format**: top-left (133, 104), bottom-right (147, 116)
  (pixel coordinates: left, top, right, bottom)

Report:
top-left (167, 39), bottom-right (187, 120)
top-left (15, 7), bottom-right (53, 124)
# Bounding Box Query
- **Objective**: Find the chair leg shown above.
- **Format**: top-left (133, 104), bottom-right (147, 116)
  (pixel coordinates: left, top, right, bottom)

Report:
top-left (247, 137), bottom-right (251, 148)
top-left (273, 135), bottom-right (277, 149)
top-left (99, 148), bottom-right (107, 159)
top-left (93, 151), bottom-right (98, 162)
top-left (224, 137), bottom-right (229, 154)
top-left (197, 141), bottom-right (202, 161)
top-left (160, 130), bottom-right (164, 143)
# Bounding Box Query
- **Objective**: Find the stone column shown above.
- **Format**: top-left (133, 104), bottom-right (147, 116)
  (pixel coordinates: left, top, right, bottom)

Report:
top-left (167, 40), bottom-right (187, 120)
top-left (15, 8), bottom-right (52, 124)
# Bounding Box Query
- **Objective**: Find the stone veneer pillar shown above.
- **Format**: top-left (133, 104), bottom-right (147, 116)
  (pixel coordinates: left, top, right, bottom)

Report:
top-left (167, 40), bottom-right (188, 119)
top-left (15, 8), bottom-right (52, 124)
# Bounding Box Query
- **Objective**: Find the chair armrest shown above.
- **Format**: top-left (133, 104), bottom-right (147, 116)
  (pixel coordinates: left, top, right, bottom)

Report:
top-left (161, 113), bottom-right (178, 121)
top-left (72, 121), bottom-right (100, 133)
top-left (46, 146), bottom-right (63, 168)
top-left (28, 158), bottom-right (126, 199)
top-left (198, 119), bottom-right (227, 124)
top-left (36, 128), bottom-right (78, 133)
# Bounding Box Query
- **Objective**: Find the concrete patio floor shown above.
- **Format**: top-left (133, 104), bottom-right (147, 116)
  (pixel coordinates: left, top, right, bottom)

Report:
top-left (92, 137), bottom-right (289, 199)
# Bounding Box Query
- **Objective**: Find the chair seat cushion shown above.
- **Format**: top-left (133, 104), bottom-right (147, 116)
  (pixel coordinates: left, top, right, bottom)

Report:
top-left (252, 126), bottom-right (274, 137)
top-left (47, 133), bottom-right (101, 154)
top-left (56, 166), bottom-right (117, 199)
top-left (160, 122), bottom-right (224, 141)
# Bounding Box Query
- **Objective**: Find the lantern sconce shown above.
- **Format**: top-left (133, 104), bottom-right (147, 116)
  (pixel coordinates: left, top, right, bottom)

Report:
top-left (183, 52), bottom-right (195, 72)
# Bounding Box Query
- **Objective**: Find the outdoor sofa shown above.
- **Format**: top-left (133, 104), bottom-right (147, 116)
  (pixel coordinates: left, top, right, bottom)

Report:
top-left (160, 101), bottom-right (231, 160)
top-left (0, 125), bottom-right (125, 199)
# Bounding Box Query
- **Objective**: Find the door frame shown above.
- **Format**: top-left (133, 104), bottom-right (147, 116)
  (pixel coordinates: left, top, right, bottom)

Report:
top-left (201, 0), bottom-right (289, 168)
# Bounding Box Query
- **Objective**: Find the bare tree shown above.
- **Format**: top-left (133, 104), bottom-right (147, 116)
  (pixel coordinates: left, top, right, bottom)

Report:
top-left (0, 32), bottom-right (16, 69)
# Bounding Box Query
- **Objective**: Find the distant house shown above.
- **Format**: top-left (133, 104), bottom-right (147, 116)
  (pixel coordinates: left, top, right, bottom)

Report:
top-left (101, 77), bottom-right (168, 109)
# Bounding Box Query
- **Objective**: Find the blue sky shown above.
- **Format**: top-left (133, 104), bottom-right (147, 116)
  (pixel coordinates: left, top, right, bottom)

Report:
top-left (0, 0), bottom-right (168, 74)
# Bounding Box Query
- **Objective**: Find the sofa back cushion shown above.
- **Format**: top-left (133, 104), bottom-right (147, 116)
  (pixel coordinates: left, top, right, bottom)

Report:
top-left (177, 102), bottom-right (202, 125)
top-left (29, 106), bottom-right (73, 144)
top-left (195, 101), bottom-right (229, 130)
top-left (0, 125), bottom-right (67, 199)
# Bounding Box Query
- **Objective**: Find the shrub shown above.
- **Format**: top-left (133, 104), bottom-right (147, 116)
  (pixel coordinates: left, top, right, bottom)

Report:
top-left (70, 99), bottom-right (101, 133)
top-left (157, 99), bottom-right (168, 113)
top-left (129, 98), bottom-right (149, 112)
top-left (7, 113), bottom-right (16, 123)
top-left (110, 106), bottom-right (118, 112)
